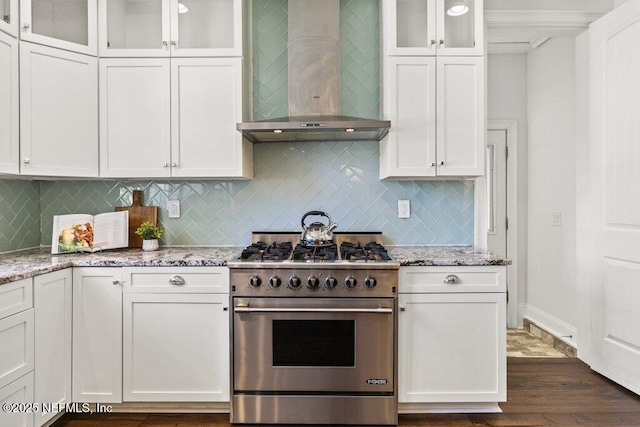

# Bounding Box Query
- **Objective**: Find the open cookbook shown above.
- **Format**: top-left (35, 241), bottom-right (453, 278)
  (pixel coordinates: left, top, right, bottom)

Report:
top-left (51, 211), bottom-right (129, 254)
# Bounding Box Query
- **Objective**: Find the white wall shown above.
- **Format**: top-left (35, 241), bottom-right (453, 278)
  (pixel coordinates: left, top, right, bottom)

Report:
top-left (486, 54), bottom-right (528, 328)
top-left (525, 37), bottom-right (578, 346)
top-left (485, 0), bottom-right (614, 10)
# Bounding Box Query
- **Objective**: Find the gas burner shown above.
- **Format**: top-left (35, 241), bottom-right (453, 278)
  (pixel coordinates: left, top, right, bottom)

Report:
top-left (240, 242), bottom-right (268, 260)
top-left (292, 244), bottom-right (338, 262)
top-left (340, 241), bottom-right (391, 262)
top-left (260, 242), bottom-right (293, 261)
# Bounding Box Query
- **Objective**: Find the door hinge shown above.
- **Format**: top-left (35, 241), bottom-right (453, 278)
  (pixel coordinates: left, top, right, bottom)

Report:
top-left (505, 146), bottom-right (509, 159)
top-left (505, 217), bottom-right (509, 230)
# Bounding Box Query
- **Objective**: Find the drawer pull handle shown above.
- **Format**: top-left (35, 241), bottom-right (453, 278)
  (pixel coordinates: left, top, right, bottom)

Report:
top-left (443, 274), bottom-right (460, 285)
top-left (169, 275), bottom-right (186, 286)
top-left (112, 280), bottom-right (121, 286)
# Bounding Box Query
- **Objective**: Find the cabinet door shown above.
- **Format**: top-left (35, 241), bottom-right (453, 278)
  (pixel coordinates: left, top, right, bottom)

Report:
top-left (0, 372), bottom-right (34, 427)
top-left (385, 0), bottom-right (436, 56)
top-left (0, 0), bottom-right (18, 36)
top-left (436, 56), bottom-right (484, 176)
top-left (34, 270), bottom-right (72, 427)
top-left (98, 0), bottom-right (170, 57)
top-left (0, 310), bottom-right (34, 390)
top-left (20, 0), bottom-right (97, 56)
top-left (99, 58), bottom-right (171, 178)
top-left (0, 31), bottom-right (18, 174)
top-left (380, 56), bottom-right (436, 179)
top-left (398, 293), bottom-right (506, 403)
top-left (436, 0), bottom-right (483, 56)
top-left (20, 42), bottom-right (98, 177)
top-left (169, 0), bottom-right (242, 57)
top-left (171, 57), bottom-right (251, 178)
top-left (123, 293), bottom-right (229, 401)
top-left (72, 268), bottom-right (123, 403)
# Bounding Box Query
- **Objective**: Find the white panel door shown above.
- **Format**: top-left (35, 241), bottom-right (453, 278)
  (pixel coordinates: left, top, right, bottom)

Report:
top-left (34, 270), bottom-right (72, 427)
top-left (0, 372), bottom-right (34, 427)
top-left (0, 310), bottom-right (34, 390)
top-left (99, 58), bottom-right (171, 178)
top-left (20, 0), bottom-right (97, 55)
top-left (0, 31), bottom-right (18, 174)
top-left (72, 268), bottom-right (123, 403)
top-left (19, 42), bottom-right (98, 177)
top-left (123, 293), bottom-right (229, 402)
top-left (584, 0), bottom-right (640, 395)
top-left (380, 56), bottom-right (436, 179)
top-left (171, 57), bottom-right (249, 178)
top-left (436, 56), bottom-right (484, 176)
top-left (398, 293), bottom-right (506, 403)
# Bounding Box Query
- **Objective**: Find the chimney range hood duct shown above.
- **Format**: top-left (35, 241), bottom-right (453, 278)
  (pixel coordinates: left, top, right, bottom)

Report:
top-left (237, 0), bottom-right (390, 143)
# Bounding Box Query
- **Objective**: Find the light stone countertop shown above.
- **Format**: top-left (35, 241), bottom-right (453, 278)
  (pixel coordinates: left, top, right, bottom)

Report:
top-left (0, 245), bottom-right (509, 286)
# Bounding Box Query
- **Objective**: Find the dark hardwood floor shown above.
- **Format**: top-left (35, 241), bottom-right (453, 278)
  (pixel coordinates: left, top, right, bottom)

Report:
top-left (52, 358), bottom-right (640, 427)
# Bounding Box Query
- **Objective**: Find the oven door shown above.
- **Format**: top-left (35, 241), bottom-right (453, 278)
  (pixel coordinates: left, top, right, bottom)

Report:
top-left (233, 297), bottom-right (395, 393)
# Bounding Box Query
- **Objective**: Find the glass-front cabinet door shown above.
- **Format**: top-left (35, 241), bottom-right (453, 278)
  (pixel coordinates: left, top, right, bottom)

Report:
top-left (20, 0), bottom-right (97, 55)
top-left (387, 0), bottom-right (483, 56)
top-left (99, 0), bottom-right (242, 57)
top-left (0, 0), bottom-right (19, 36)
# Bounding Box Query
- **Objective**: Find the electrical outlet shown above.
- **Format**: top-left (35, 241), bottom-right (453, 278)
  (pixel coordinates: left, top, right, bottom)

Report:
top-left (552, 211), bottom-right (561, 226)
top-left (168, 200), bottom-right (181, 218)
top-left (398, 200), bottom-right (410, 218)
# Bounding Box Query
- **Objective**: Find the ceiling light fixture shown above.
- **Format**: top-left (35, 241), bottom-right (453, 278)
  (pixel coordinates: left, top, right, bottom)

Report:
top-left (446, 1), bottom-right (469, 16)
top-left (178, 3), bottom-right (189, 14)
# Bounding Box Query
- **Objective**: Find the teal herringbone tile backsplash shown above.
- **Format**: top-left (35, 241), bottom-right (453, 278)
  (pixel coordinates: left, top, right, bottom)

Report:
top-left (39, 141), bottom-right (474, 247)
top-left (0, 179), bottom-right (40, 252)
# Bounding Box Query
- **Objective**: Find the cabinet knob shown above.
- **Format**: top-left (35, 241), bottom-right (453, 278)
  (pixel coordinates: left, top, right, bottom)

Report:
top-left (400, 306), bottom-right (406, 312)
top-left (171, 162), bottom-right (177, 167)
top-left (430, 162), bottom-right (435, 167)
top-left (23, 158), bottom-right (30, 164)
top-left (162, 162), bottom-right (169, 168)
top-left (162, 41), bottom-right (169, 47)
top-left (23, 23), bottom-right (30, 30)
top-left (439, 161), bottom-right (444, 166)
top-left (429, 39), bottom-right (436, 46)
top-left (169, 275), bottom-right (186, 286)
top-left (443, 274), bottom-right (460, 285)
top-left (112, 280), bottom-right (121, 286)
top-left (439, 39), bottom-right (444, 45)
top-left (171, 40), bottom-right (178, 48)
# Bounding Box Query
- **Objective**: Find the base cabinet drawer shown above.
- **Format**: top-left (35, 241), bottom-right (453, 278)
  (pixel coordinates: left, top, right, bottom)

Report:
top-left (0, 309), bottom-right (34, 390)
top-left (0, 372), bottom-right (35, 427)
top-left (0, 278), bottom-right (33, 320)
top-left (123, 267), bottom-right (229, 293)
top-left (399, 266), bottom-right (506, 293)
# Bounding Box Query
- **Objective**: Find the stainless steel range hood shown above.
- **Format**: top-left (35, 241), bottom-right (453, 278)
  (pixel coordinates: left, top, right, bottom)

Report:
top-left (237, 0), bottom-right (390, 143)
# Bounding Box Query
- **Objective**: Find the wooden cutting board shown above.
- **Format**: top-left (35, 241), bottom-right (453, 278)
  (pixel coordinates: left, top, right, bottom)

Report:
top-left (115, 190), bottom-right (158, 248)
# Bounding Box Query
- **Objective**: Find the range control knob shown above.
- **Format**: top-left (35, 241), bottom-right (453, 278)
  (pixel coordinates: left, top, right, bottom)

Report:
top-left (269, 275), bottom-right (282, 288)
top-left (364, 276), bottom-right (377, 289)
top-left (307, 275), bottom-right (320, 289)
top-left (344, 276), bottom-right (357, 289)
top-left (288, 275), bottom-right (302, 289)
top-left (249, 275), bottom-right (262, 288)
top-left (325, 276), bottom-right (337, 289)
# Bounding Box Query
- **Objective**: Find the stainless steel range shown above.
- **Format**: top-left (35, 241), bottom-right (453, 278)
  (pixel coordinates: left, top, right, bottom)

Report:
top-left (228, 226), bottom-right (399, 425)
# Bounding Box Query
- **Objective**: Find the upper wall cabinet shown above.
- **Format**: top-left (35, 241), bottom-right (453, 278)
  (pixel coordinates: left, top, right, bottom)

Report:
top-left (0, 31), bottom-right (19, 175)
top-left (98, 0), bottom-right (242, 57)
top-left (20, 0), bottom-right (97, 56)
top-left (0, 0), bottom-right (19, 37)
top-left (385, 0), bottom-right (483, 56)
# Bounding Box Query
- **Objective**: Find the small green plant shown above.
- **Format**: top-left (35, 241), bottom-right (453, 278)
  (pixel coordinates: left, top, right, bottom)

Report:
top-left (135, 221), bottom-right (164, 240)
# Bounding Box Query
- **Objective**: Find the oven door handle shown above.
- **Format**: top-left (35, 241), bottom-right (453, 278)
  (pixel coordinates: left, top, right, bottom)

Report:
top-left (233, 307), bottom-right (393, 314)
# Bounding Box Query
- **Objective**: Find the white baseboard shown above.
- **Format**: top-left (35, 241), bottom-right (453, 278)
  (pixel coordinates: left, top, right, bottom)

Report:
top-left (524, 304), bottom-right (578, 348)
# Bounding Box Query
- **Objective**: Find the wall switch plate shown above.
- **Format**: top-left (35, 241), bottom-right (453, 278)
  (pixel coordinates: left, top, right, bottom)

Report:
top-left (552, 211), bottom-right (561, 226)
top-left (168, 200), bottom-right (181, 218)
top-left (398, 200), bottom-right (410, 218)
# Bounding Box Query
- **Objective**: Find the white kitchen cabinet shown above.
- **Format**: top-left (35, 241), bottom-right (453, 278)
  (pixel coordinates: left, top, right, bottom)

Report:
top-left (0, 0), bottom-right (18, 36)
top-left (20, 42), bottom-right (98, 177)
top-left (0, 30), bottom-right (18, 174)
top-left (0, 372), bottom-right (34, 427)
top-left (100, 57), bottom-right (251, 178)
top-left (380, 56), bottom-right (484, 179)
top-left (33, 270), bottom-right (72, 427)
top-left (98, 0), bottom-right (242, 57)
top-left (398, 266), bottom-right (506, 408)
top-left (384, 0), bottom-right (483, 56)
top-left (122, 267), bottom-right (229, 402)
top-left (72, 268), bottom-right (123, 403)
top-left (20, 0), bottom-right (97, 56)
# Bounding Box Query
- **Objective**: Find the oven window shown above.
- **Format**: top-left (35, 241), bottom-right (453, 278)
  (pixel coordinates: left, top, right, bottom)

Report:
top-left (272, 320), bottom-right (355, 367)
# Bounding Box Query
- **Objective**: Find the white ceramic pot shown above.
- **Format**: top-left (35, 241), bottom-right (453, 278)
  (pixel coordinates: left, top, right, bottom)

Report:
top-left (142, 239), bottom-right (159, 251)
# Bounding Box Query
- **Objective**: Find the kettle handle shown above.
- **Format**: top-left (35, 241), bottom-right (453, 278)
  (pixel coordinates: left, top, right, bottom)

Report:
top-left (301, 211), bottom-right (331, 228)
